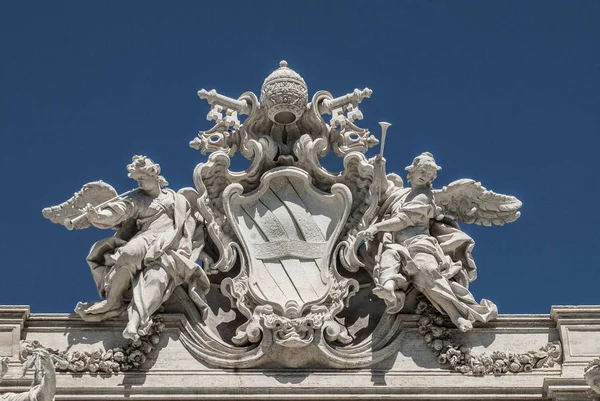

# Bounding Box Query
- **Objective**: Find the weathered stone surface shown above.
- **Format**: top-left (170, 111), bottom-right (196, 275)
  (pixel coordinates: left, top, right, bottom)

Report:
top-left (0, 306), bottom-right (597, 399)
top-left (15, 61), bottom-right (598, 398)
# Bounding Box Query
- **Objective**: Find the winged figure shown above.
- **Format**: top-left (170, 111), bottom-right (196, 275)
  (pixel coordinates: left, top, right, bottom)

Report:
top-left (357, 152), bottom-right (522, 332)
top-left (42, 156), bottom-right (210, 340)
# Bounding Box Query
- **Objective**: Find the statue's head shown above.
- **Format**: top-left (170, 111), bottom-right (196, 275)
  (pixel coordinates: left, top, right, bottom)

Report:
top-left (127, 155), bottom-right (168, 189)
top-left (405, 152), bottom-right (441, 186)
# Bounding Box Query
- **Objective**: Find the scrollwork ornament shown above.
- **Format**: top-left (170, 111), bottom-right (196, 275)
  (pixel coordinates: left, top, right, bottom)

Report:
top-left (330, 120), bottom-right (379, 157)
top-left (41, 60), bottom-right (527, 371)
top-left (189, 126), bottom-right (240, 157)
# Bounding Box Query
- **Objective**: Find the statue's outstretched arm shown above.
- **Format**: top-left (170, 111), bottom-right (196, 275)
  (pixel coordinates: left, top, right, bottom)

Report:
top-left (84, 200), bottom-right (133, 229)
top-left (373, 216), bottom-right (408, 233)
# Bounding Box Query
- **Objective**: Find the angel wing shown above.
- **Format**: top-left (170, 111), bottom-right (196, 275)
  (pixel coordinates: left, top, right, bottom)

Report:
top-left (178, 187), bottom-right (201, 218)
top-left (433, 179), bottom-right (522, 226)
top-left (41, 181), bottom-right (118, 229)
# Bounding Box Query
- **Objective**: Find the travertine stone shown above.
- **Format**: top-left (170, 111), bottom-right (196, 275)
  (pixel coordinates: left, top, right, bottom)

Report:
top-left (1, 342), bottom-right (56, 401)
top-left (24, 60), bottom-right (598, 398)
top-left (551, 306), bottom-right (600, 364)
top-left (356, 153), bottom-right (516, 332)
top-left (550, 307), bottom-right (600, 399)
top-left (0, 307), bottom-right (594, 400)
top-left (260, 60), bottom-right (309, 125)
top-left (0, 307), bottom-right (28, 360)
top-left (43, 157), bottom-right (210, 342)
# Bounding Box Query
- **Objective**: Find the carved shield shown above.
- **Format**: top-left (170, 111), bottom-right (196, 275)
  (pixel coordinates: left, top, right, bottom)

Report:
top-left (223, 168), bottom-right (351, 315)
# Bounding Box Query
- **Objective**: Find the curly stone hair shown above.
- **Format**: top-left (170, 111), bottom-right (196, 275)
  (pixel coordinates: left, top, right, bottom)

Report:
top-left (405, 152), bottom-right (442, 185)
top-left (127, 155), bottom-right (168, 187)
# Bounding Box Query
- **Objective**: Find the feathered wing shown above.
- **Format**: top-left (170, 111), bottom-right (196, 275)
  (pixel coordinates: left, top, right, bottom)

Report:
top-left (433, 179), bottom-right (522, 226)
top-left (41, 181), bottom-right (118, 229)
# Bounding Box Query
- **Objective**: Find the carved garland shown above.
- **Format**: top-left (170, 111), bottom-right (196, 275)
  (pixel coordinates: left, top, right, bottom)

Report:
top-left (414, 301), bottom-right (562, 375)
top-left (20, 318), bottom-right (163, 374)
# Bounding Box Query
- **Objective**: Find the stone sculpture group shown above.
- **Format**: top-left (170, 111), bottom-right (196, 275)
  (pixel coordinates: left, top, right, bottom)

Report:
top-left (41, 61), bottom-right (524, 370)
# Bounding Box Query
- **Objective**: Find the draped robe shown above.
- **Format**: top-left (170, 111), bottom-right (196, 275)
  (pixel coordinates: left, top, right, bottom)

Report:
top-left (374, 185), bottom-right (498, 325)
top-left (76, 189), bottom-right (210, 327)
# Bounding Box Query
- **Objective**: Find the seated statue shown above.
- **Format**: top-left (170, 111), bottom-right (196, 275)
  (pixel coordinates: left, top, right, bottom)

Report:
top-left (358, 152), bottom-right (521, 332)
top-left (43, 156), bottom-right (210, 340)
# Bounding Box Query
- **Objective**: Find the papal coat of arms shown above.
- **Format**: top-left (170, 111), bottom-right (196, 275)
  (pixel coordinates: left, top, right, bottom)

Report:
top-left (42, 61), bottom-right (523, 369)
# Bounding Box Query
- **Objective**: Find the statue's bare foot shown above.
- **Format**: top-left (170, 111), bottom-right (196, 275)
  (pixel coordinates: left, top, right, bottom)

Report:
top-left (373, 286), bottom-right (405, 314)
top-left (84, 300), bottom-right (117, 314)
top-left (388, 291), bottom-right (406, 314)
top-left (123, 325), bottom-right (140, 342)
top-left (456, 317), bottom-right (473, 332)
top-left (137, 320), bottom-right (153, 338)
top-left (373, 285), bottom-right (395, 302)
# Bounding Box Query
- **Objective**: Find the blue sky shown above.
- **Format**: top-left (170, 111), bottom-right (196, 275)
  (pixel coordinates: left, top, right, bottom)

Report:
top-left (0, 1), bottom-right (598, 314)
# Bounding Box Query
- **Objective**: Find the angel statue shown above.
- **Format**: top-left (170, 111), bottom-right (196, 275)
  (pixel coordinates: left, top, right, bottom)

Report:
top-left (358, 152), bottom-right (521, 332)
top-left (42, 156), bottom-right (211, 340)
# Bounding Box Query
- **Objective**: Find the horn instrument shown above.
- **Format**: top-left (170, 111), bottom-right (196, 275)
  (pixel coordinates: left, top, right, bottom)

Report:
top-left (378, 122), bottom-right (391, 157)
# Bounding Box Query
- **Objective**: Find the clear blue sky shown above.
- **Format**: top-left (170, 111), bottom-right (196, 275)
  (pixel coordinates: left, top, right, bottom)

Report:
top-left (0, 1), bottom-right (598, 314)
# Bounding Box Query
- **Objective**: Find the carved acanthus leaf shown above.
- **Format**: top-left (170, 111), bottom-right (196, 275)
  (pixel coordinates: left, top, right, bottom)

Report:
top-left (293, 135), bottom-right (336, 191)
